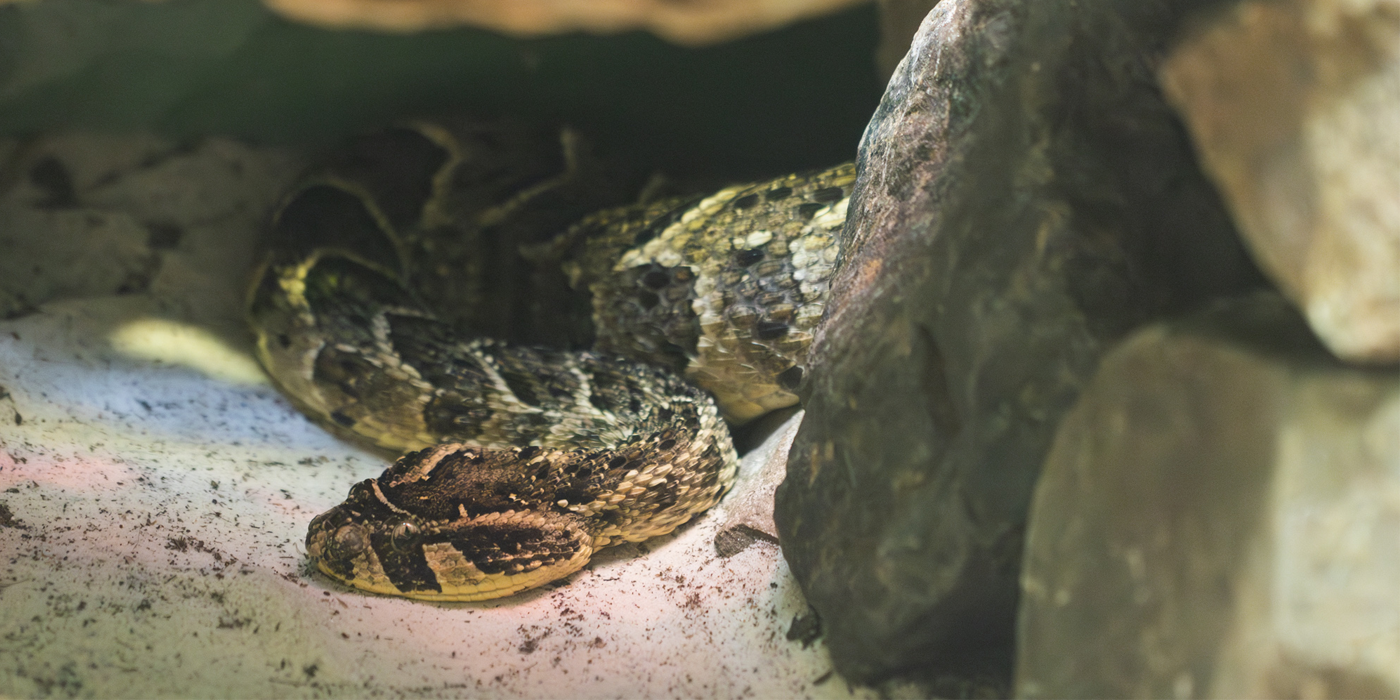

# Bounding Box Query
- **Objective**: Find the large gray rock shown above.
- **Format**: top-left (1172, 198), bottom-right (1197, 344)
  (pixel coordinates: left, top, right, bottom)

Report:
top-left (1160, 0), bottom-right (1400, 364)
top-left (1017, 292), bottom-right (1400, 699)
top-left (774, 0), bottom-right (1263, 687)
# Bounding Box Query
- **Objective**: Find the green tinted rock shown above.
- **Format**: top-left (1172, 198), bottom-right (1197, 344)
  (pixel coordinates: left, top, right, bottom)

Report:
top-left (774, 0), bottom-right (1262, 687)
top-left (1017, 292), bottom-right (1400, 699)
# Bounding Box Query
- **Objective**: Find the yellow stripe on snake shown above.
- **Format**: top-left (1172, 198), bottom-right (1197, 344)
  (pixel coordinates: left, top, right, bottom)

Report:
top-left (247, 120), bottom-right (853, 601)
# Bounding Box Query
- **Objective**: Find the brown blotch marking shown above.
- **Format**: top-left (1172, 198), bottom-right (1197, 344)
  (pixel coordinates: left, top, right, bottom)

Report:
top-left (498, 370), bottom-right (542, 407)
top-left (422, 391), bottom-right (492, 439)
top-left (732, 194), bottom-right (759, 210)
top-left (313, 346), bottom-right (378, 400)
top-left (734, 248), bottom-right (764, 267)
top-left (368, 527), bottom-right (441, 593)
top-left (765, 186), bottom-right (793, 201)
top-left (810, 186), bottom-right (844, 203)
top-left (272, 184), bottom-right (401, 263)
top-left (795, 202), bottom-right (825, 219)
top-left (632, 228), bottom-right (659, 247)
top-left (754, 320), bottom-right (790, 340)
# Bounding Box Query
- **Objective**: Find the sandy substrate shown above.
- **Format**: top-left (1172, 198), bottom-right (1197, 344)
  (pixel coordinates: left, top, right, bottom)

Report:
top-left (0, 133), bottom-right (865, 698)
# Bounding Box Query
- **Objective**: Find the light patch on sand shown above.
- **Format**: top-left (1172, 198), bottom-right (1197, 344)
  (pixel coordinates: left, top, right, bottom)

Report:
top-left (109, 317), bottom-right (266, 386)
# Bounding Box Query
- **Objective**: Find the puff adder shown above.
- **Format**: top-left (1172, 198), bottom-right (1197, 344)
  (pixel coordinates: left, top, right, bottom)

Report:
top-left (248, 120), bottom-right (854, 601)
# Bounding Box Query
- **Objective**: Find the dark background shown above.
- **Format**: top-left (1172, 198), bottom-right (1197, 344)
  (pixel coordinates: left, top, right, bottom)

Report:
top-left (0, 0), bottom-right (884, 179)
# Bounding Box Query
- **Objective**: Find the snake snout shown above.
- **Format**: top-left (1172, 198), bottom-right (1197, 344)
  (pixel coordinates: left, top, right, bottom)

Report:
top-left (305, 505), bottom-right (370, 572)
top-left (304, 508), bottom-right (337, 562)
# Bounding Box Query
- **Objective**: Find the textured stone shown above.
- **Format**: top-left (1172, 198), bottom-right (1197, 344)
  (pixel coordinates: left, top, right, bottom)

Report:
top-left (1017, 292), bottom-right (1400, 699)
top-left (1160, 0), bottom-right (1400, 364)
top-left (875, 0), bottom-right (939, 77)
top-left (262, 0), bottom-right (869, 44)
top-left (0, 134), bottom-right (301, 322)
top-left (774, 0), bottom-right (1264, 687)
top-left (714, 407), bottom-right (802, 556)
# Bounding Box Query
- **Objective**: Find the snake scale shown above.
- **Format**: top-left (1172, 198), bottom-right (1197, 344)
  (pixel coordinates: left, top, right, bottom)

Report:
top-left (247, 120), bottom-right (854, 601)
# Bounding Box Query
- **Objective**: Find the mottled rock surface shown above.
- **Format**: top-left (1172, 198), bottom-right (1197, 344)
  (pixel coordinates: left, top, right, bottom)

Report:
top-left (714, 407), bottom-right (802, 557)
top-left (775, 0), bottom-right (1263, 686)
top-left (0, 134), bottom-right (302, 323)
top-left (1161, 0), bottom-right (1400, 364)
top-left (1017, 292), bottom-right (1400, 699)
top-left (875, 0), bottom-right (940, 76)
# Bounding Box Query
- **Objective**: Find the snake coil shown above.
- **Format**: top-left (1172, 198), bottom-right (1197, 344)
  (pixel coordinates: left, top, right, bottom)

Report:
top-left (248, 120), bottom-right (853, 600)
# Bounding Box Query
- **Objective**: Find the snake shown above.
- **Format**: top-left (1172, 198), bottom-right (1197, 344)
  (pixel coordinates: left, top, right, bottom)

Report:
top-left (247, 119), bottom-right (854, 601)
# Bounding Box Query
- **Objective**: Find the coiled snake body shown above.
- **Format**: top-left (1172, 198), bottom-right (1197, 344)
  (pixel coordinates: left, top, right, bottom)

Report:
top-left (248, 121), bottom-right (853, 601)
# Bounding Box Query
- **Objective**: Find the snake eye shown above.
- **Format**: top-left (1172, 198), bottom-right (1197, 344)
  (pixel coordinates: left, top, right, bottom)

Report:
top-left (390, 521), bottom-right (420, 551)
top-left (333, 524), bottom-right (368, 556)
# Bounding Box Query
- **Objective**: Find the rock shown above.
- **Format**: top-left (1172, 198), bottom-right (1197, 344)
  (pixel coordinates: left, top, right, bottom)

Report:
top-left (0, 207), bottom-right (156, 318)
top-left (875, 0), bottom-right (939, 77)
top-left (1160, 0), bottom-right (1400, 364)
top-left (261, 0), bottom-right (869, 44)
top-left (1017, 292), bottom-right (1400, 699)
top-left (774, 0), bottom-right (1264, 687)
top-left (714, 408), bottom-right (802, 557)
top-left (0, 134), bottom-right (301, 325)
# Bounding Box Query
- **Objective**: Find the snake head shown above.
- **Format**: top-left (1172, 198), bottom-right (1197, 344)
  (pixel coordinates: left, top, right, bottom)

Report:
top-left (306, 475), bottom-right (597, 602)
top-left (305, 479), bottom-right (431, 596)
